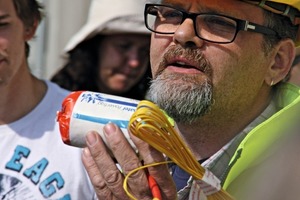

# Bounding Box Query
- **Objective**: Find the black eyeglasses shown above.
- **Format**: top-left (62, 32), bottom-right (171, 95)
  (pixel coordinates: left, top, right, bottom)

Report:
top-left (144, 4), bottom-right (280, 44)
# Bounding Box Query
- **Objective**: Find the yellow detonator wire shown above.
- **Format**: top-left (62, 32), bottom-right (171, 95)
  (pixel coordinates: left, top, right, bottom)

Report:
top-left (124, 100), bottom-right (234, 200)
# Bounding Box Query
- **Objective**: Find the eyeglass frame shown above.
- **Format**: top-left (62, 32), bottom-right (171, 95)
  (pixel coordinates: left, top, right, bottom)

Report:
top-left (144, 3), bottom-right (281, 44)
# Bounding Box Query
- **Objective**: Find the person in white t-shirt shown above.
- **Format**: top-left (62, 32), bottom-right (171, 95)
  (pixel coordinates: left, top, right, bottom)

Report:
top-left (0, 0), bottom-right (96, 199)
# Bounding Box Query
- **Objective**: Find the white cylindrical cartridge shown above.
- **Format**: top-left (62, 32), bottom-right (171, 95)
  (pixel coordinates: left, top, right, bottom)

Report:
top-left (56, 91), bottom-right (139, 149)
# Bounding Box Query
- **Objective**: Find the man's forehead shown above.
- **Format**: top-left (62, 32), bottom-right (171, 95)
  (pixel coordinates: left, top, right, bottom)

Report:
top-left (156, 0), bottom-right (252, 9)
top-left (0, 0), bottom-right (17, 18)
top-left (157, 0), bottom-right (300, 22)
top-left (152, 0), bottom-right (255, 16)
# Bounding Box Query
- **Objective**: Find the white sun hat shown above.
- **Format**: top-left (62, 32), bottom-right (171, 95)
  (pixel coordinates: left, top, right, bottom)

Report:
top-left (64, 0), bottom-right (150, 53)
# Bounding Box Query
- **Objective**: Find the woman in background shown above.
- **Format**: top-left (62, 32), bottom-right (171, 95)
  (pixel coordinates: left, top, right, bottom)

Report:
top-left (51, 0), bottom-right (151, 100)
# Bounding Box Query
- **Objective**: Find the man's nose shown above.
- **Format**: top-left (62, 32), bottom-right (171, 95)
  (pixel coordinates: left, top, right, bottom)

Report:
top-left (173, 18), bottom-right (204, 48)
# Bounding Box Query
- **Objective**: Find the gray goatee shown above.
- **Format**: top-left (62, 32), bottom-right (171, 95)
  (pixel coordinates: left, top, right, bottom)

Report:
top-left (147, 47), bottom-right (213, 124)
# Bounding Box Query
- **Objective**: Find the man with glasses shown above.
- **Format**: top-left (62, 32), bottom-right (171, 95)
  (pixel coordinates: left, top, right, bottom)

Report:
top-left (82, 0), bottom-right (300, 199)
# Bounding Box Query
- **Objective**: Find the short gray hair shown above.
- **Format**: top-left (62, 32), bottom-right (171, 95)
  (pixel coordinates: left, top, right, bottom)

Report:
top-left (262, 10), bottom-right (298, 54)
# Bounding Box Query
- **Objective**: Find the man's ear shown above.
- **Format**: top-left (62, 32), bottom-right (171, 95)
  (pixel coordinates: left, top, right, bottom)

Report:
top-left (24, 19), bottom-right (39, 41)
top-left (265, 39), bottom-right (295, 86)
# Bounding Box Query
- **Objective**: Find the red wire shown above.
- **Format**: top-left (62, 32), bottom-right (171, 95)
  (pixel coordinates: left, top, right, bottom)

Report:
top-left (148, 175), bottom-right (162, 200)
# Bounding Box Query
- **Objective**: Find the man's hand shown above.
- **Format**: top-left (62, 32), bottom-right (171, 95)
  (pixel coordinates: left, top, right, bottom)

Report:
top-left (81, 122), bottom-right (177, 200)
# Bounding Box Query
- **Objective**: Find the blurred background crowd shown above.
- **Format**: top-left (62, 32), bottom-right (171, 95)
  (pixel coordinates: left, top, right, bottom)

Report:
top-left (29, 0), bottom-right (91, 79)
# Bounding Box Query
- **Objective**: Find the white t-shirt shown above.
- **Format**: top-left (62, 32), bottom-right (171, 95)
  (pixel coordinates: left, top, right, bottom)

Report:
top-left (0, 81), bottom-right (96, 200)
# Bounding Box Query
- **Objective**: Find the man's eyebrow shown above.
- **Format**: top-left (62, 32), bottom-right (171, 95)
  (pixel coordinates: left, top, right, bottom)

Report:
top-left (0, 14), bottom-right (10, 20)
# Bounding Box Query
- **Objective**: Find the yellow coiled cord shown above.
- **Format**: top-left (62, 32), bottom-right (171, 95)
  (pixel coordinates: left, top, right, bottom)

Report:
top-left (124, 100), bottom-right (233, 200)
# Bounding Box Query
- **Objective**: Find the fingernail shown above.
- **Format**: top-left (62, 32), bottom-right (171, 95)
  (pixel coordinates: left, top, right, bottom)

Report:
top-left (83, 147), bottom-right (91, 157)
top-left (86, 131), bottom-right (98, 147)
top-left (103, 123), bottom-right (117, 136)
